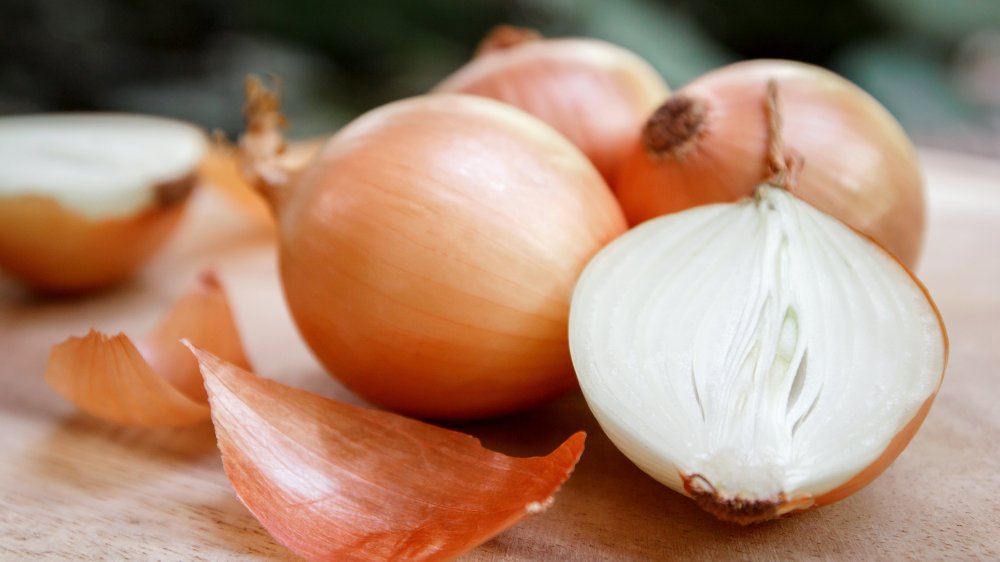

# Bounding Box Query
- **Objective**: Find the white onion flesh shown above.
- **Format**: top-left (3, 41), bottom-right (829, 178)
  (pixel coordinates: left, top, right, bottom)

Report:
top-left (569, 186), bottom-right (945, 513)
top-left (0, 114), bottom-right (206, 218)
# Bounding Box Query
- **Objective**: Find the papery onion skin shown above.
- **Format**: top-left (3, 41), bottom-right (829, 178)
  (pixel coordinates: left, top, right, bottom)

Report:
top-left (46, 330), bottom-right (210, 427)
top-left (615, 59), bottom-right (926, 267)
top-left (271, 94), bottom-right (626, 420)
top-left (0, 179), bottom-right (191, 293)
top-left (435, 26), bottom-right (669, 188)
top-left (190, 345), bottom-right (586, 562)
top-left (136, 270), bottom-right (252, 403)
top-left (44, 271), bottom-right (249, 427)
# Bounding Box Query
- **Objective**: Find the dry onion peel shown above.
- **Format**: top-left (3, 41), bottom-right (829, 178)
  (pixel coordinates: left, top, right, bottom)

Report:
top-left (187, 345), bottom-right (585, 562)
top-left (0, 113), bottom-right (207, 292)
top-left (45, 271), bottom-right (249, 427)
top-left (435, 25), bottom-right (669, 187)
top-left (616, 59), bottom-right (925, 267)
top-left (240, 78), bottom-right (626, 419)
top-left (570, 83), bottom-right (947, 524)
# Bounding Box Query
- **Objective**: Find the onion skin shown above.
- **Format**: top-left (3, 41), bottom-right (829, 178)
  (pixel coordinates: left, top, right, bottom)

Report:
top-left (190, 345), bottom-right (586, 562)
top-left (272, 94), bottom-right (626, 420)
top-left (616, 59), bottom-right (926, 267)
top-left (46, 331), bottom-right (210, 428)
top-left (0, 175), bottom-right (192, 293)
top-left (44, 270), bottom-right (250, 427)
top-left (435, 27), bottom-right (669, 188)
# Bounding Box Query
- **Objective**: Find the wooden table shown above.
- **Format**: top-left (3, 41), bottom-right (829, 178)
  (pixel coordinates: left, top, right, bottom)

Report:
top-left (1, 149), bottom-right (997, 560)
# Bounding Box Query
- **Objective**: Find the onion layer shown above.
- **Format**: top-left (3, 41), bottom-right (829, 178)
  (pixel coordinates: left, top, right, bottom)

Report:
top-left (435, 26), bottom-right (669, 188)
top-left (241, 83), bottom-right (627, 420)
top-left (190, 345), bottom-right (585, 562)
top-left (615, 60), bottom-right (926, 267)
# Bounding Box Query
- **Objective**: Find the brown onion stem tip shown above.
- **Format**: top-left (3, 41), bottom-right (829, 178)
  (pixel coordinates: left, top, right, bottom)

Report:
top-left (764, 79), bottom-right (790, 189)
top-left (642, 95), bottom-right (706, 158)
top-left (475, 25), bottom-right (543, 57)
top-left (682, 473), bottom-right (782, 525)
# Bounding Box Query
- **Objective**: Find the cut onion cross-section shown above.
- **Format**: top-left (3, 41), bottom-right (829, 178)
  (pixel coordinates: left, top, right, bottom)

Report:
top-left (0, 113), bottom-right (207, 292)
top-left (569, 184), bottom-right (947, 524)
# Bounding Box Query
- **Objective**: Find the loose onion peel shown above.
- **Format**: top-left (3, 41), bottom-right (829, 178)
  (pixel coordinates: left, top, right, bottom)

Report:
top-left (187, 345), bottom-right (585, 562)
top-left (45, 271), bottom-right (249, 427)
top-left (570, 82), bottom-right (947, 524)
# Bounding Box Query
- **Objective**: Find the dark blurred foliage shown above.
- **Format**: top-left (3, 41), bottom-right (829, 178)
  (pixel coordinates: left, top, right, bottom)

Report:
top-left (672, 0), bottom-right (883, 63)
top-left (3, 0), bottom-right (1000, 153)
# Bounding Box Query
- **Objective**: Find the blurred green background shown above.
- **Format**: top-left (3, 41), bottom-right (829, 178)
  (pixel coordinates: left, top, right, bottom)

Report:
top-left (3, 0), bottom-right (999, 154)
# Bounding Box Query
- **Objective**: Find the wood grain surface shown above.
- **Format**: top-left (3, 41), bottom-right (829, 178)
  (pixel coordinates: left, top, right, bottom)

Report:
top-left (1, 149), bottom-right (997, 561)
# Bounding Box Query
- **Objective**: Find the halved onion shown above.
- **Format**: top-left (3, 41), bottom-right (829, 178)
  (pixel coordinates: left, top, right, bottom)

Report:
top-left (0, 113), bottom-right (207, 292)
top-left (45, 271), bottom-right (248, 427)
top-left (569, 184), bottom-right (947, 523)
top-left (189, 345), bottom-right (585, 561)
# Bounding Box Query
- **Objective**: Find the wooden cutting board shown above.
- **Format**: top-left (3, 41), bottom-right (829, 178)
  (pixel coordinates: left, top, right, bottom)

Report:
top-left (1, 149), bottom-right (997, 561)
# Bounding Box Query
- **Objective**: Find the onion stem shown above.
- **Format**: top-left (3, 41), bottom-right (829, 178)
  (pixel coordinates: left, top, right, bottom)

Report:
top-left (764, 79), bottom-right (802, 191)
top-left (239, 76), bottom-right (296, 213)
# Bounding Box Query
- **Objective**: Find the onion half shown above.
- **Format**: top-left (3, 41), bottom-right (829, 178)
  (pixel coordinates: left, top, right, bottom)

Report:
top-left (0, 114), bottom-right (207, 292)
top-left (569, 184), bottom-right (947, 523)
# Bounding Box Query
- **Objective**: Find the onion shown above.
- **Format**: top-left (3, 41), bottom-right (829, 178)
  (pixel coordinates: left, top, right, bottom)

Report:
top-left (189, 346), bottom-right (585, 561)
top-left (0, 113), bottom-right (207, 292)
top-left (570, 83), bottom-right (947, 523)
top-left (240, 80), bottom-right (626, 420)
top-left (615, 59), bottom-right (926, 267)
top-left (435, 25), bottom-right (669, 188)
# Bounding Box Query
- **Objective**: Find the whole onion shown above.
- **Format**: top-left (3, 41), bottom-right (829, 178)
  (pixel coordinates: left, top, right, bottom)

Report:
top-left (615, 60), bottom-right (926, 267)
top-left (435, 25), bottom-right (669, 189)
top-left (240, 81), bottom-right (626, 419)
